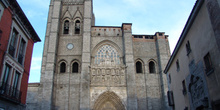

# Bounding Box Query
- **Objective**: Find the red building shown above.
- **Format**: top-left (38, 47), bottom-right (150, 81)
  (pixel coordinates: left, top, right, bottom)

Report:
top-left (0, 0), bottom-right (40, 109)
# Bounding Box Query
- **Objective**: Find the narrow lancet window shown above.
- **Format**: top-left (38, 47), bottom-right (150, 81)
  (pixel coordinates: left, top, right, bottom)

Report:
top-left (149, 61), bottom-right (156, 73)
top-left (60, 62), bottom-right (66, 73)
top-left (64, 20), bottom-right (69, 34)
top-left (72, 62), bottom-right (79, 73)
top-left (75, 20), bottom-right (80, 34)
top-left (136, 61), bottom-right (143, 73)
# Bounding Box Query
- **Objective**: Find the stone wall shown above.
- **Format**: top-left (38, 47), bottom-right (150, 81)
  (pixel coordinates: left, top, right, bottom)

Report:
top-left (26, 83), bottom-right (40, 110)
top-left (26, 0), bottom-right (170, 109)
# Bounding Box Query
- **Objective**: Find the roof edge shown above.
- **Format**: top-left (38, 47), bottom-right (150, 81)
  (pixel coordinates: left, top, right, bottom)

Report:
top-left (92, 26), bottom-right (121, 28)
top-left (9, 0), bottom-right (41, 43)
top-left (164, 0), bottom-right (204, 74)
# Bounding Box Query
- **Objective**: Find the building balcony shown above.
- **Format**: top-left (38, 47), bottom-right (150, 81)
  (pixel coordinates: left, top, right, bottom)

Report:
top-left (0, 82), bottom-right (22, 104)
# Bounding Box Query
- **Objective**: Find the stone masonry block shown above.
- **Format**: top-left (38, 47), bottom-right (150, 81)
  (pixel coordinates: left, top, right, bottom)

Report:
top-left (46, 53), bottom-right (56, 63)
top-left (46, 23), bottom-right (51, 36)
top-left (83, 33), bottom-right (91, 52)
top-left (48, 33), bottom-right (58, 53)
top-left (83, 19), bottom-right (92, 32)
top-left (43, 71), bottom-right (55, 82)
top-left (125, 54), bottom-right (134, 63)
top-left (122, 23), bottom-right (132, 31)
top-left (82, 52), bottom-right (91, 63)
top-left (47, 6), bottom-right (53, 23)
top-left (45, 63), bottom-right (55, 71)
top-left (51, 19), bottom-right (59, 32)
top-left (52, 1), bottom-right (61, 18)
top-left (84, 1), bottom-right (92, 18)
top-left (43, 37), bottom-right (49, 56)
top-left (41, 56), bottom-right (47, 66)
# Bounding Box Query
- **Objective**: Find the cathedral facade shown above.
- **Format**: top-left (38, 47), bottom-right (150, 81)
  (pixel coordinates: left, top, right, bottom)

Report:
top-left (27, 0), bottom-right (171, 110)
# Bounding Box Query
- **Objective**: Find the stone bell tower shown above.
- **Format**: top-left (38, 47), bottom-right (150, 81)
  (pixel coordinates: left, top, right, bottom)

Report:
top-left (39, 0), bottom-right (94, 109)
top-left (27, 0), bottom-right (170, 110)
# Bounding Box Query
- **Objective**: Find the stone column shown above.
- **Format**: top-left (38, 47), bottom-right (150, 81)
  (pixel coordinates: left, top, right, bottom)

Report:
top-left (122, 23), bottom-right (138, 110)
top-left (155, 32), bottom-right (170, 110)
top-left (80, 0), bottom-right (92, 110)
top-left (39, 0), bottom-right (62, 110)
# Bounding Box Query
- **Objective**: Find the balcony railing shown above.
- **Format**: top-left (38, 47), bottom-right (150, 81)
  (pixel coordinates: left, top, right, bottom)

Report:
top-left (0, 82), bottom-right (22, 104)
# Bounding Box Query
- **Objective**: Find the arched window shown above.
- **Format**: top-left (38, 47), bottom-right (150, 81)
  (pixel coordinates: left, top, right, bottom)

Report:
top-left (60, 62), bottom-right (66, 73)
top-left (75, 20), bottom-right (80, 34)
top-left (63, 20), bottom-right (69, 34)
top-left (136, 61), bottom-right (143, 73)
top-left (72, 62), bottom-right (79, 73)
top-left (94, 45), bottom-right (120, 65)
top-left (149, 61), bottom-right (156, 73)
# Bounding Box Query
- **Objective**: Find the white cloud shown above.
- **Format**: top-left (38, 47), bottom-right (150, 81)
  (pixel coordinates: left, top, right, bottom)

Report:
top-left (29, 57), bottom-right (42, 82)
top-left (30, 57), bottom-right (42, 70)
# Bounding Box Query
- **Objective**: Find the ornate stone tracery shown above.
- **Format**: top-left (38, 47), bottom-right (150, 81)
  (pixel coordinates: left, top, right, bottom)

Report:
top-left (94, 44), bottom-right (121, 65)
top-left (90, 44), bottom-right (126, 87)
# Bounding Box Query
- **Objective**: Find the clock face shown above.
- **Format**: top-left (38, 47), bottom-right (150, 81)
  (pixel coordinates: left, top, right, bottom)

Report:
top-left (67, 43), bottom-right (74, 50)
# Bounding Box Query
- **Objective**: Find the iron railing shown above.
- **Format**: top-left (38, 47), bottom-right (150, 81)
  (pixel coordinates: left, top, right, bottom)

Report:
top-left (0, 82), bottom-right (22, 103)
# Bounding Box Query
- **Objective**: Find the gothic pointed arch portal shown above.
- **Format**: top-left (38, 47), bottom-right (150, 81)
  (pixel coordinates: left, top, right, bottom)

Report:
top-left (93, 91), bottom-right (126, 110)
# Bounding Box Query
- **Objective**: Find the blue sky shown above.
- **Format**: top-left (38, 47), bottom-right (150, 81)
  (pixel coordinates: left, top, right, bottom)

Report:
top-left (17, 0), bottom-right (196, 83)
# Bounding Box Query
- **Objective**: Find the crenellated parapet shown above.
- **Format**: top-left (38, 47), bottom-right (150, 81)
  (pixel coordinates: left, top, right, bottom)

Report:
top-left (132, 32), bottom-right (169, 42)
top-left (92, 26), bottom-right (122, 37)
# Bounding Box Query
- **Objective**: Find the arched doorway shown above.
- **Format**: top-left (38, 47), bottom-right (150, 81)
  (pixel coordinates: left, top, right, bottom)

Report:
top-left (93, 91), bottom-right (126, 110)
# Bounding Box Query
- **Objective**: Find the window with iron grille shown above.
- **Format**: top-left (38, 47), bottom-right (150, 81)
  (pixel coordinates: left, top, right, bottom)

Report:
top-left (204, 53), bottom-right (214, 75)
top-left (12, 71), bottom-right (20, 98)
top-left (176, 59), bottom-right (180, 71)
top-left (182, 80), bottom-right (187, 95)
top-left (168, 74), bottom-right (171, 83)
top-left (167, 91), bottom-right (174, 106)
top-left (2, 64), bottom-right (11, 85)
top-left (186, 41), bottom-right (191, 55)
top-left (9, 29), bottom-right (18, 57)
top-left (18, 39), bottom-right (26, 65)
top-left (0, 64), bottom-right (11, 94)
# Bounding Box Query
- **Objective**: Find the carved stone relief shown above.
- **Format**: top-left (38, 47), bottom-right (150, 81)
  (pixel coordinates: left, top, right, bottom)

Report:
top-left (91, 44), bottom-right (126, 87)
top-left (187, 60), bottom-right (210, 109)
top-left (90, 66), bottom-right (126, 87)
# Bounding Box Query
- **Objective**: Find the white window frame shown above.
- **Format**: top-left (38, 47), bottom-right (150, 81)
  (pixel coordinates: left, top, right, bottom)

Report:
top-left (17, 38), bottom-right (27, 65)
top-left (8, 21), bottom-right (28, 65)
top-left (0, 63), bottom-right (12, 85)
top-left (0, 3), bottom-right (4, 21)
top-left (11, 71), bottom-right (22, 94)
